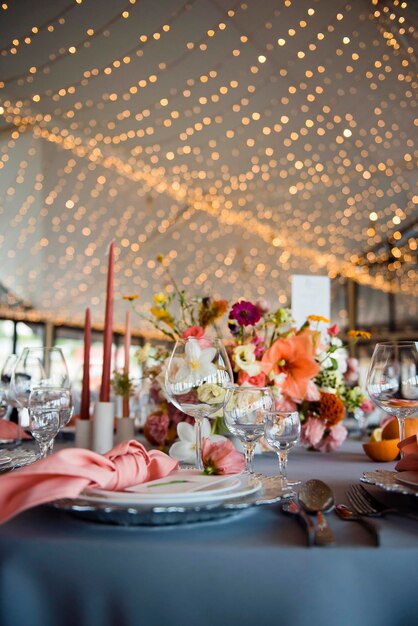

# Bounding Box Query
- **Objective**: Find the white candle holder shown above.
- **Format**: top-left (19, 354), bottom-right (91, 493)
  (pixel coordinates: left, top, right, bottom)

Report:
top-left (115, 417), bottom-right (135, 445)
top-left (75, 419), bottom-right (93, 449)
top-left (92, 402), bottom-right (115, 454)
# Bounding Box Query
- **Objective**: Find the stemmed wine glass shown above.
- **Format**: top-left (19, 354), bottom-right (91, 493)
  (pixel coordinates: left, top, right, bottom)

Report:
top-left (164, 336), bottom-right (233, 471)
top-left (264, 411), bottom-right (301, 491)
top-left (10, 347), bottom-right (73, 456)
top-left (366, 341), bottom-right (418, 445)
top-left (223, 386), bottom-right (274, 474)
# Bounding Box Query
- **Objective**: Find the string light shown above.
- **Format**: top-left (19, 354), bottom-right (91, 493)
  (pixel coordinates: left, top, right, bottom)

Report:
top-left (0, 0), bottom-right (416, 332)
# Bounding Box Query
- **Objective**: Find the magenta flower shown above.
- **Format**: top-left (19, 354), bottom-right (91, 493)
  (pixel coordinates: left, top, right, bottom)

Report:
top-left (251, 334), bottom-right (265, 358)
top-left (230, 301), bottom-right (261, 327)
top-left (201, 438), bottom-right (245, 475)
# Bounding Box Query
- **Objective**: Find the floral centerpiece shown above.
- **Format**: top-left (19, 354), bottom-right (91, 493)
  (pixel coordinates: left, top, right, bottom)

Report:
top-left (225, 302), bottom-right (372, 452)
top-left (127, 259), bottom-right (372, 453)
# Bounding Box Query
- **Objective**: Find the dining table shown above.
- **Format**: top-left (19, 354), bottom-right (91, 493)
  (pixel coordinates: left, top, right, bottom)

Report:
top-left (0, 437), bottom-right (417, 626)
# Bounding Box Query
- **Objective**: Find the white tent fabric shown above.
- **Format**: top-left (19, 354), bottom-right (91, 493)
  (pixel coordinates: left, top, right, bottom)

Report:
top-left (0, 0), bottom-right (416, 332)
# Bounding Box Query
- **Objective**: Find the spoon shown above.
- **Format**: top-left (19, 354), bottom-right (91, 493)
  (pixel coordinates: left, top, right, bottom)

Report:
top-left (298, 479), bottom-right (336, 546)
top-left (335, 504), bottom-right (380, 546)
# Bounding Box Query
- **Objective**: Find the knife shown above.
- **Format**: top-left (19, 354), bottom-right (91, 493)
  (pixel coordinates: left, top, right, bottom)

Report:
top-left (282, 498), bottom-right (316, 547)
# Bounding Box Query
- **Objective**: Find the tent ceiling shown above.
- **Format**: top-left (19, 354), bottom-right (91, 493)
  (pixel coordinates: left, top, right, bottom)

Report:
top-left (0, 0), bottom-right (417, 332)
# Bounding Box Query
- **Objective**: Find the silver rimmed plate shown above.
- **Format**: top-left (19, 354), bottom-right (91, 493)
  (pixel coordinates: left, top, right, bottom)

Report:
top-left (361, 470), bottom-right (418, 497)
top-left (0, 448), bottom-right (39, 473)
top-left (52, 475), bottom-right (288, 526)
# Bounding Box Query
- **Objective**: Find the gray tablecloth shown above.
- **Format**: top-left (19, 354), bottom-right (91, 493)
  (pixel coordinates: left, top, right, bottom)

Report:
top-left (1, 440), bottom-right (417, 626)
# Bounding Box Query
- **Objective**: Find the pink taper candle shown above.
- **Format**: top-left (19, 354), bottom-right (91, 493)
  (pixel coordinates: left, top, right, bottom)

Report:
top-left (100, 241), bottom-right (114, 402)
top-left (80, 308), bottom-right (91, 420)
top-left (122, 310), bottom-right (131, 417)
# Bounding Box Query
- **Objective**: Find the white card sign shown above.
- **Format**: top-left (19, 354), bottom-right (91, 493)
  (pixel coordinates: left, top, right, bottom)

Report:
top-left (291, 275), bottom-right (331, 328)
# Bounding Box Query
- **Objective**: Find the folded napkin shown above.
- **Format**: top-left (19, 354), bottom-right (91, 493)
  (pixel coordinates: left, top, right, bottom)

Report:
top-left (395, 435), bottom-right (418, 471)
top-left (0, 440), bottom-right (178, 524)
top-left (0, 420), bottom-right (31, 441)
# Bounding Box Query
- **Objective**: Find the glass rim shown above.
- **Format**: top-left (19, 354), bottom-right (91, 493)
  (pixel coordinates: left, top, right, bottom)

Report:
top-left (264, 409), bottom-right (299, 416)
top-left (225, 384), bottom-right (272, 392)
top-left (373, 340), bottom-right (417, 347)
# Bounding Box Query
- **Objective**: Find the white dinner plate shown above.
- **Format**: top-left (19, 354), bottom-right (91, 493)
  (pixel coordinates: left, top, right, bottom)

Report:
top-left (80, 470), bottom-right (261, 506)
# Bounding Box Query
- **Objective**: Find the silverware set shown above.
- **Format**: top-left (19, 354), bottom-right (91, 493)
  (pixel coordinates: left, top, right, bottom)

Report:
top-left (282, 480), bottom-right (418, 547)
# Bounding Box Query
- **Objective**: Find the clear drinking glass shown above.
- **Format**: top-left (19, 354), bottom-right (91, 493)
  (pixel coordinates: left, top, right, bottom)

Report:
top-left (28, 387), bottom-right (70, 458)
top-left (10, 347), bottom-right (73, 451)
top-left (366, 341), bottom-right (418, 446)
top-left (0, 354), bottom-right (18, 420)
top-left (223, 386), bottom-right (274, 474)
top-left (164, 336), bottom-right (233, 470)
top-left (264, 411), bottom-right (301, 491)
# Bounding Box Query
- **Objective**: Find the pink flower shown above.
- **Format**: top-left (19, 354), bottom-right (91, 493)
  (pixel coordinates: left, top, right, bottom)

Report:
top-left (182, 325), bottom-right (205, 340)
top-left (327, 324), bottom-right (340, 337)
top-left (360, 398), bottom-right (374, 413)
top-left (305, 381), bottom-right (320, 402)
top-left (275, 397), bottom-right (298, 412)
top-left (317, 423), bottom-right (348, 453)
top-left (301, 417), bottom-right (326, 447)
top-left (181, 326), bottom-right (212, 348)
top-left (144, 412), bottom-right (170, 446)
top-left (201, 438), bottom-right (245, 475)
top-left (344, 357), bottom-right (359, 384)
top-left (251, 334), bottom-right (265, 358)
top-left (237, 370), bottom-right (267, 388)
top-left (255, 298), bottom-right (270, 314)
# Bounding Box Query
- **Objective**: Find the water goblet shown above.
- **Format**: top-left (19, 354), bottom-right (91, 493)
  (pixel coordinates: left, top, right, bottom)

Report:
top-left (223, 386), bottom-right (274, 474)
top-left (28, 387), bottom-right (70, 458)
top-left (165, 336), bottom-right (233, 471)
top-left (10, 347), bottom-right (73, 451)
top-left (264, 410), bottom-right (301, 492)
top-left (366, 341), bottom-right (418, 446)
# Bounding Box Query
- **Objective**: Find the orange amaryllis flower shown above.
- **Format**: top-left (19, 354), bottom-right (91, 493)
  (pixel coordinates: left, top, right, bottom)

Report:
top-left (260, 334), bottom-right (320, 402)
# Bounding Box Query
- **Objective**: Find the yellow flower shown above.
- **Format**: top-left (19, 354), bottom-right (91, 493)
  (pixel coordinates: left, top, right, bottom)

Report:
top-left (308, 315), bottom-right (330, 323)
top-left (150, 306), bottom-right (174, 327)
top-left (123, 295), bottom-right (139, 301)
top-left (153, 292), bottom-right (168, 306)
top-left (348, 330), bottom-right (372, 340)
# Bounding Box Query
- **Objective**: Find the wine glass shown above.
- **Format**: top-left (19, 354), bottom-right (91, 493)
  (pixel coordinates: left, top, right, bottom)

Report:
top-left (0, 354), bottom-right (18, 420)
top-left (366, 341), bottom-right (418, 445)
top-left (264, 411), bottom-right (301, 491)
top-left (28, 387), bottom-right (71, 458)
top-left (164, 336), bottom-right (233, 470)
top-left (223, 386), bottom-right (274, 474)
top-left (10, 347), bottom-right (73, 451)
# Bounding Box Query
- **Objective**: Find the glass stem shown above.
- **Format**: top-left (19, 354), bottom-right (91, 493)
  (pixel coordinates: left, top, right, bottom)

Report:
top-left (38, 442), bottom-right (49, 459)
top-left (397, 416), bottom-right (406, 458)
top-left (277, 450), bottom-right (288, 482)
top-left (245, 442), bottom-right (256, 474)
top-left (195, 417), bottom-right (203, 471)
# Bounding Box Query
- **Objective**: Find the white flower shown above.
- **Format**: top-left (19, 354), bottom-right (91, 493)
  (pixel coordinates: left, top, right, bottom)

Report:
top-left (174, 339), bottom-right (217, 385)
top-left (317, 339), bottom-right (348, 376)
top-left (233, 344), bottom-right (261, 376)
top-left (197, 383), bottom-right (226, 405)
top-left (168, 418), bottom-right (226, 464)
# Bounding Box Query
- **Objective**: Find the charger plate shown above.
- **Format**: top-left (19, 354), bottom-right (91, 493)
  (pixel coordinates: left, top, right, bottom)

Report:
top-left (52, 475), bottom-right (288, 526)
top-left (0, 448), bottom-right (39, 473)
top-left (361, 470), bottom-right (418, 497)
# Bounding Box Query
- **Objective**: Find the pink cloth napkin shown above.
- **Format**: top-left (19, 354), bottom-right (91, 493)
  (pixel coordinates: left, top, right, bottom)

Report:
top-left (395, 435), bottom-right (418, 471)
top-left (0, 420), bottom-right (31, 441)
top-left (0, 440), bottom-right (178, 524)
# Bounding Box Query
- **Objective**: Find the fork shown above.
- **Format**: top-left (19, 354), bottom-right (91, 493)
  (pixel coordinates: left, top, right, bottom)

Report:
top-left (346, 484), bottom-right (418, 521)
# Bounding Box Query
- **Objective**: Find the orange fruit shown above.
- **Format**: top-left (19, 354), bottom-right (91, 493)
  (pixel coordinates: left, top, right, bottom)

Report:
top-left (381, 418), bottom-right (418, 440)
top-left (362, 438), bottom-right (400, 462)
